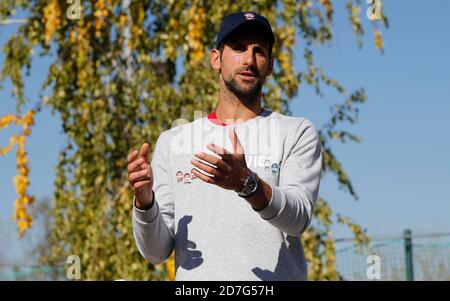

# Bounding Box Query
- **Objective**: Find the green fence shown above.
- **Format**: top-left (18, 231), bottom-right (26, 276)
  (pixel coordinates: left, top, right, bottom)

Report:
top-left (2, 230), bottom-right (449, 281)
top-left (335, 230), bottom-right (450, 281)
top-left (0, 264), bottom-right (65, 281)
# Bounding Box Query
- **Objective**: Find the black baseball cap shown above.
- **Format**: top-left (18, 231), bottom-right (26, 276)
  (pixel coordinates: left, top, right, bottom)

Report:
top-left (215, 12), bottom-right (275, 50)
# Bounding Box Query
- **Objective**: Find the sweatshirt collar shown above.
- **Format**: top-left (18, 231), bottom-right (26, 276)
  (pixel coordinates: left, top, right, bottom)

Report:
top-left (207, 109), bottom-right (268, 127)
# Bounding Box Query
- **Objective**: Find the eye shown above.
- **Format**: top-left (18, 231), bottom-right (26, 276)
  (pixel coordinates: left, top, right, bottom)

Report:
top-left (254, 47), bottom-right (267, 56)
top-left (231, 42), bottom-right (247, 52)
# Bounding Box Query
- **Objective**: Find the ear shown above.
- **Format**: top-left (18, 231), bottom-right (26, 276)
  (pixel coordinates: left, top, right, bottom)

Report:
top-left (211, 48), bottom-right (221, 71)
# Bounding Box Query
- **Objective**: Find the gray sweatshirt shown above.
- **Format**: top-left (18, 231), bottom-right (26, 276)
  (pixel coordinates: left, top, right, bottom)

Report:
top-left (132, 110), bottom-right (322, 281)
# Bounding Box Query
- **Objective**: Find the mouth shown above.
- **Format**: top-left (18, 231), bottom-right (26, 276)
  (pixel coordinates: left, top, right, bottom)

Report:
top-left (238, 71), bottom-right (257, 81)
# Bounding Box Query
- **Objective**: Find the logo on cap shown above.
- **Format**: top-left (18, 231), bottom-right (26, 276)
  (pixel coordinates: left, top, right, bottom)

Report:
top-left (244, 12), bottom-right (255, 20)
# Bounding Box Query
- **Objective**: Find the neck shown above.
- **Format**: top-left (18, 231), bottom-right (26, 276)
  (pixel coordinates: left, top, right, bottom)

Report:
top-left (215, 82), bottom-right (263, 125)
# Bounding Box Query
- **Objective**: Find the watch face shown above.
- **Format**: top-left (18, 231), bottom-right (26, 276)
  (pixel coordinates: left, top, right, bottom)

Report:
top-left (246, 174), bottom-right (258, 191)
top-left (242, 171), bottom-right (258, 196)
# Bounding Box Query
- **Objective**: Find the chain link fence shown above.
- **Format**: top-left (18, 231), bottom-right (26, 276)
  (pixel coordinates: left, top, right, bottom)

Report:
top-left (335, 230), bottom-right (450, 281)
top-left (2, 230), bottom-right (449, 280)
top-left (0, 264), bottom-right (65, 281)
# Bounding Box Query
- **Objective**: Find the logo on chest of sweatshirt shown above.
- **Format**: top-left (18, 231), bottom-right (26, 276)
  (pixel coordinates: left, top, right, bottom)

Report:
top-left (175, 158), bottom-right (281, 184)
top-left (246, 156), bottom-right (281, 175)
top-left (260, 160), bottom-right (282, 176)
top-left (264, 160), bottom-right (280, 175)
top-left (176, 169), bottom-right (197, 184)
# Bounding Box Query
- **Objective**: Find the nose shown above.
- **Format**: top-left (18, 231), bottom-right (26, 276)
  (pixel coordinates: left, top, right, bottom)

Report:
top-left (243, 46), bottom-right (257, 67)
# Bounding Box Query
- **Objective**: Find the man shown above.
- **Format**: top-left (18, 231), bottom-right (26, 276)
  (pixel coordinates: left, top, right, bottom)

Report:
top-left (127, 12), bottom-right (322, 281)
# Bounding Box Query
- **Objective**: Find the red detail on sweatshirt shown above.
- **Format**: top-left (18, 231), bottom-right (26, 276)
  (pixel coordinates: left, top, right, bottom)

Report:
top-left (207, 112), bottom-right (228, 126)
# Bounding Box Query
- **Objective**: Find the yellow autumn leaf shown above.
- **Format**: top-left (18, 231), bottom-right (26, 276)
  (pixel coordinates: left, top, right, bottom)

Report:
top-left (165, 254), bottom-right (176, 281)
top-left (43, 0), bottom-right (61, 43)
top-left (374, 30), bottom-right (384, 51)
top-left (320, 0), bottom-right (334, 21)
top-left (187, 1), bottom-right (205, 64)
top-left (0, 115), bottom-right (17, 129)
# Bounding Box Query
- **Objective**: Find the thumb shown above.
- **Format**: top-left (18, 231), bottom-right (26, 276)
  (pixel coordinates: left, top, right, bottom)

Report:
top-left (229, 128), bottom-right (244, 155)
top-left (139, 143), bottom-right (150, 162)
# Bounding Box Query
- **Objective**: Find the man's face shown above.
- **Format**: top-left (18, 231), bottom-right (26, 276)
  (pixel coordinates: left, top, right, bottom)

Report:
top-left (211, 24), bottom-right (273, 101)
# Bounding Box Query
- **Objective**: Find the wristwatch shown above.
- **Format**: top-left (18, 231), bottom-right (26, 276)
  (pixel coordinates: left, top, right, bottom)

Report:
top-left (237, 169), bottom-right (259, 198)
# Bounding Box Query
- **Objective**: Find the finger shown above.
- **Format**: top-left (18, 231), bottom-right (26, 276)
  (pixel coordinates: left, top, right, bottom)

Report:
top-left (128, 157), bottom-right (145, 173)
top-left (129, 171), bottom-right (152, 186)
top-left (129, 169), bottom-right (151, 184)
top-left (186, 250), bottom-right (202, 258)
top-left (127, 150), bottom-right (138, 163)
top-left (133, 180), bottom-right (152, 190)
top-left (186, 240), bottom-right (196, 249)
top-left (207, 143), bottom-right (231, 156)
top-left (192, 169), bottom-right (215, 185)
top-left (191, 159), bottom-right (222, 179)
top-left (139, 143), bottom-right (150, 162)
top-left (229, 127), bottom-right (244, 154)
top-left (194, 152), bottom-right (231, 172)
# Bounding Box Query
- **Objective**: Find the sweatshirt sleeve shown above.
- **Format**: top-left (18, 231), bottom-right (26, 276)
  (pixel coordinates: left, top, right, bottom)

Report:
top-left (132, 132), bottom-right (175, 264)
top-left (255, 118), bottom-right (322, 236)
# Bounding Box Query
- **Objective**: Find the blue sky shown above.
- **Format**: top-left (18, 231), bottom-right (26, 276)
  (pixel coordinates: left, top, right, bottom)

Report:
top-left (1, 1), bottom-right (450, 265)
top-left (294, 0), bottom-right (450, 238)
